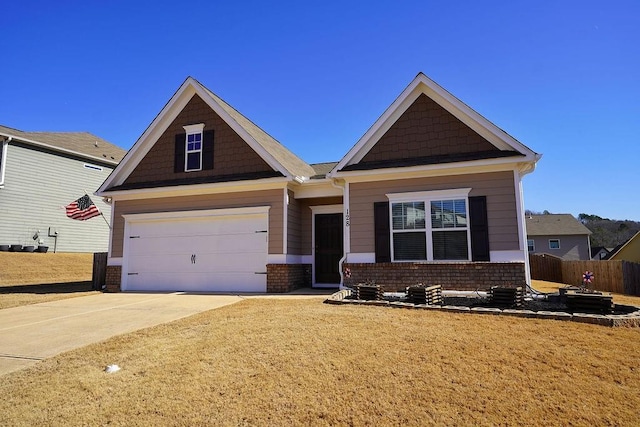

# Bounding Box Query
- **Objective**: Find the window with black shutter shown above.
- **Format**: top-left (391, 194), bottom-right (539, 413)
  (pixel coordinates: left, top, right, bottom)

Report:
top-left (386, 189), bottom-right (475, 262)
top-left (174, 124), bottom-right (214, 173)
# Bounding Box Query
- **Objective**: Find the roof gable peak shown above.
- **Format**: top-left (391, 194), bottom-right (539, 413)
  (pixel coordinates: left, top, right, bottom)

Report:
top-left (329, 72), bottom-right (539, 176)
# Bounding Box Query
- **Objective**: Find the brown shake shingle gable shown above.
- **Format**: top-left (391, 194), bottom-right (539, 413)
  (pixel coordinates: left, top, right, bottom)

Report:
top-left (0, 124), bottom-right (125, 165)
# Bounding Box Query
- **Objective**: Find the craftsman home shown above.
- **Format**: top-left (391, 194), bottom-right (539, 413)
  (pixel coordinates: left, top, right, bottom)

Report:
top-left (0, 125), bottom-right (125, 252)
top-left (97, 73), bottom-right (540, 293)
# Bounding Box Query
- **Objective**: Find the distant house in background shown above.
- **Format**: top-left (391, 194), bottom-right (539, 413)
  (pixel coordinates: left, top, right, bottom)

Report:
top-left (590, 246), bottom-right (612, 260)
top-left (525, 214), bottom-right (592, 260)
top-left (0, 125), bottom-right (125, 252)
top-left (606, 231), bottom-right (640, 263)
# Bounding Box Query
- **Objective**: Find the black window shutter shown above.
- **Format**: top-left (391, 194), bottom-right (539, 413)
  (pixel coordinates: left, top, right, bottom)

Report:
top-left (174, 133), bottom-right (186, 173)
top-left (374, 201), bottom-right (391, 263)
top-left (202, 130), bottom-right (214, 170)
top-left (469, 196), bottom-right (490, 261)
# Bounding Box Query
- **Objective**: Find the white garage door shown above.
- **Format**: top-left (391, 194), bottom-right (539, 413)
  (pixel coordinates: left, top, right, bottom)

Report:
top-left (122, 207), bottom-right (269, 292)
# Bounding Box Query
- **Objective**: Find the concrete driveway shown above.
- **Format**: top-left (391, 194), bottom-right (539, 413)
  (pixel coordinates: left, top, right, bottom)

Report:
top-left (0, 292), bottom-right (243, 376)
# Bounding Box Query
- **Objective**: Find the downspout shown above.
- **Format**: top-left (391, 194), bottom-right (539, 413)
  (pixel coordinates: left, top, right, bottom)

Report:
top-left (331, 178), bottom-right (348, 289)
top-left (0, 137), bottom-right (11, 187)
top-left (518, 156), bottom-right (542, 291)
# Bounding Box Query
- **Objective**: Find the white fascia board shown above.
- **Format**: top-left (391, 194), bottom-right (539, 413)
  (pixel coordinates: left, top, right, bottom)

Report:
top-left (288, 179), bottom-right (343, 199)
top-left (329, 73), bottom-right (539, 176)
top-left (98, 78), bottom-right (198, 193)
top-left (101, 177), bottom-right (289, 201)
top-left (333, 157), bottom-right (522, 184)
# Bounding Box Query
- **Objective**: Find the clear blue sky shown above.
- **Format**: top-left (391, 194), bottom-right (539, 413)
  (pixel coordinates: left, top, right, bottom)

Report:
top-left (2, 1), bottom-right (638, 220)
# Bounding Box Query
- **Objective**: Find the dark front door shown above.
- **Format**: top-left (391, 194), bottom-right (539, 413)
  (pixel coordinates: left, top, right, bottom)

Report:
top-left (315, 213), bottom-right (343, 284)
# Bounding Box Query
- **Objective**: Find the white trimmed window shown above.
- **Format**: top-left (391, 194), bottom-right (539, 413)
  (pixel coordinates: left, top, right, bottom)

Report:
top-left (549, 239), bottom-right (560, 250)
top-left (388, 189), bottom-right (471, 261)
top-left (527, 239), bottom-right (535, 252)
top-left (183, 124), bottom-right (205, 172)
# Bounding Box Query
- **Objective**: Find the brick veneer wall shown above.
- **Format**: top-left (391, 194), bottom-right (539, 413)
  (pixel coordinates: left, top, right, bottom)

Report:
top-left (267, 264), bottom-right (311, 293)
top-left (343, 262), bottom-right (526, 291)
top-left (105, 265), bottom-right (122, 292)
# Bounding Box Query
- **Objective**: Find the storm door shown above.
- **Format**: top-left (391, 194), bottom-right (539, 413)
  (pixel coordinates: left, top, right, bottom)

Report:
top-left (314, 213), bottom-right (343, 284)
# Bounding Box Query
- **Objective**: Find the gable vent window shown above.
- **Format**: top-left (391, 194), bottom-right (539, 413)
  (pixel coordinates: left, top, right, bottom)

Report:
top-left (175, 124), bottom-right (214, 173)
top-left (183, 124), bottom-right (205, 172)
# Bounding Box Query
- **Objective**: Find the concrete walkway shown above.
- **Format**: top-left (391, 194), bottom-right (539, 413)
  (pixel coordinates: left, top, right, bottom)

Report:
top-left (0, 289), bottom-right (334, 376)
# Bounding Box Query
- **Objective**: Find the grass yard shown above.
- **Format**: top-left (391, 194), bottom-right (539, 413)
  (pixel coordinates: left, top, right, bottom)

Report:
top-left (1, 298), bottom-right (639, 426)
top-left (0, 252), bottom-right (98, 309)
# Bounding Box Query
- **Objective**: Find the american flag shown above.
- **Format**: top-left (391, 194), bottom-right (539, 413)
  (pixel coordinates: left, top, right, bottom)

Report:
top-left (66, 194), bottom-right (101, 221)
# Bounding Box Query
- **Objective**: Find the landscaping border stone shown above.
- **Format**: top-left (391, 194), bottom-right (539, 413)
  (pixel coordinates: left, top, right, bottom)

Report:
top-left (324, 289), bottom-right (640, 328)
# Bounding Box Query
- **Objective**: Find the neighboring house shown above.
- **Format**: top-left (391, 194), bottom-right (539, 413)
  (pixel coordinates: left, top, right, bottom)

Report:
top-left (607, 231), bottom-right (640, 263)
top-left (0, 125), bottom-right (125, 252)
top-left (97, 73), bottom-right (540, 293)
top-left (525, 214), bottom-right (592, 260)
top-left (590, 246), bottom-right (611, 260)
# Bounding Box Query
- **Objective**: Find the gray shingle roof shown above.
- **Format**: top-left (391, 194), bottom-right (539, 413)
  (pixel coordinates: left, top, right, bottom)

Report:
top-left (526, 214), bottom-right (592, 236)
top-left (0, 124), bottom-right (125, 165)
top-left (310, 162), bottom-right (339, 179)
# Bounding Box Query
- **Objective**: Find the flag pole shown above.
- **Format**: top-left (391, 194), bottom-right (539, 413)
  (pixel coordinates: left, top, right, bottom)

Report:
top-left (84, 190), bottom-right (111, 229)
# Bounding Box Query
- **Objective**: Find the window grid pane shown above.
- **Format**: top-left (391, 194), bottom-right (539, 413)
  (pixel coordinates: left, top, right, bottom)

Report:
top-left (431, 199), bottom-right (467, 229)
top-left (186, 133), bottom-right (202, 153)
top-left (391, 202), bottom-right (425, 230)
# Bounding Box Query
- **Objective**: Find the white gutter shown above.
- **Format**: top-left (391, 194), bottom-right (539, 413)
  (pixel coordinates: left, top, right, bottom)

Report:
top-left (0, 137), bottom-right (11, 187)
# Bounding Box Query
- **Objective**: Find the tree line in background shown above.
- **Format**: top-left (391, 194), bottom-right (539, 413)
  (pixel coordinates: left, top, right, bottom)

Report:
top-left (525, 210), bottom-right (640, 248)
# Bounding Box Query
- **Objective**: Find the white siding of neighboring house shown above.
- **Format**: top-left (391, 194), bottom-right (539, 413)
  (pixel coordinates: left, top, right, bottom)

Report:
top-left (0, 142), bottom-right (115, 253)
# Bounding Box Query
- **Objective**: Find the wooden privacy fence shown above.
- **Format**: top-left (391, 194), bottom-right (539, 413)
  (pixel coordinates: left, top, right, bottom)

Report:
top-left (529, 253), bottom-right (563, 283)
top-left (529, 254), bottom-right (640, 296)
top-left (92, 252), bottom-right (107, 291)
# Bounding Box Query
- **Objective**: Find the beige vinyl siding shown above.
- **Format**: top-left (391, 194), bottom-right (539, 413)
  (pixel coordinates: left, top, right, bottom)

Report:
top-left (111, 189), bottom-right (283, 257)
top-left (349, 171), bottom-right (518, 254)
top-left (0, 143), bottom-right (114, 252)
top-left (287, 190), bottom-right (302, 255)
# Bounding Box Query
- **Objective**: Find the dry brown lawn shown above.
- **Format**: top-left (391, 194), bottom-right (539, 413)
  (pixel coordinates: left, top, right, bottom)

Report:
top-left (0, 252), bottom-right (98, 309)
top-left (1, 298), bottom-right (639, 426)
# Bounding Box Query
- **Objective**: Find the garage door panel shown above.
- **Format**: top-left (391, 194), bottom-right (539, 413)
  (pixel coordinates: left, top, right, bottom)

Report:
top-left (127, 272), bottom-right (265, 293)
top-left (128, 235), bottom-right (266, 256)
top-left (123, 209), bottom-right (268, 292)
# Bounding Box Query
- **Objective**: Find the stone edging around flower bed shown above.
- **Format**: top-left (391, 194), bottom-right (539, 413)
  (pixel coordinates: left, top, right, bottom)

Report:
top-left (324, 289), bottom-right (640, 328)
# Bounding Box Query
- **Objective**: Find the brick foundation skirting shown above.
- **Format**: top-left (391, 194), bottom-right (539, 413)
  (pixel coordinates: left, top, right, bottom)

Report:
top-left (106, 263), bottom-right (311, 293)
top-left (343, 262), bottom-right (526, 292)
top-left (266, 264), bottom-right (311, 293)
top-left (105, 265), bottom-right (122, 292)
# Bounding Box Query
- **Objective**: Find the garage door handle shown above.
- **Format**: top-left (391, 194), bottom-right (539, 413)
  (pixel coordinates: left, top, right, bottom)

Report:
top-left (254, 272), bottom-right (267, 275)
top-left (191, 254), bottom-right (196, 264)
